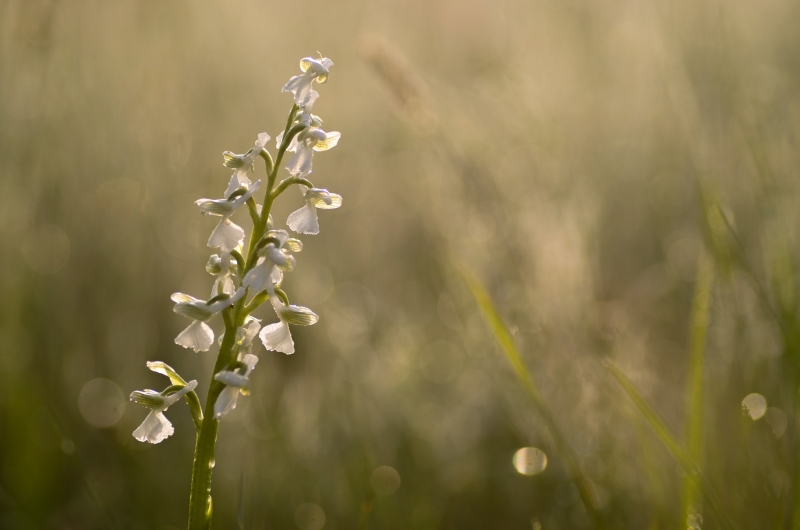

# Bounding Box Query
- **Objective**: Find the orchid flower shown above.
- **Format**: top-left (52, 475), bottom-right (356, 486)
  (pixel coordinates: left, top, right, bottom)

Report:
top-left (284, 127), bottom-right (340, 177)
top-left (196, 179), bottom-right (261, 252)
top-left (282, 57), bottom-right (333, 107)
top-left (259, 295), bottom-right (319, 355)
top-left (241, 230), bottom-right (302, 294)
top-left (222, 133), bottom-right (270, 198)
top-left (206, 252), bottom-right (237, 296)
top-left (213, 353), bottom-right (259, 419)
top-left (131, 380), bottom-right (198, 444)
top-left (287, 186), bottom-right (342, 235)
top-left (172, 288), bottom-right (246, 352)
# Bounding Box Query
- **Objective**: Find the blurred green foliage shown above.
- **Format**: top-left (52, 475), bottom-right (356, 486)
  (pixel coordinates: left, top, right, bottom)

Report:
top-left (1, 0), bottom-right (800, 528)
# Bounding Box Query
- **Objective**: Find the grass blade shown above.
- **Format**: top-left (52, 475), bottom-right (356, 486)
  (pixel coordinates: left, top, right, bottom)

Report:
top-left (457, 260), bottom-right (604, 529)
top-left (604, 360), bottom-right (735, 530)
top-left (682, 252), bottom-right (714, 522)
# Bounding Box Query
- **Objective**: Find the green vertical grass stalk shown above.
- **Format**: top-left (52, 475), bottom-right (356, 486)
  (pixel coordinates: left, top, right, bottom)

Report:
top-left (604, 361), bottom-right (735, 530)
top-left (710, 203), bottom-right (800, 527)
top-left (457, 261), bottom-right (605, 529)
top-left (681, 252), bottom-right (714, 526)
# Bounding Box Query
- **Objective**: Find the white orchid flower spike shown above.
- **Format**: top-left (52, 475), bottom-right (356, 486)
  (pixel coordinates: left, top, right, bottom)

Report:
top-left (222, 133), bottom-right (270, 198)
top-left (282, 57), bottom-right (333, 107)
top-left (259, 295), bottom-right (319, 355)
top-left (213, 353), bottom-right (259, 419)
top-left (242, 230), bottom-right (302, 294)
top-left (196, 179), bottom-right (262, 252)
top-left (131, 380), bottom-right (198, 444)
top-left (172, 289), bottom-right (246, 352)
top-left (287, 186), bottom-right (342, 235)
top-left (285, 127), bottom-right (340, 177)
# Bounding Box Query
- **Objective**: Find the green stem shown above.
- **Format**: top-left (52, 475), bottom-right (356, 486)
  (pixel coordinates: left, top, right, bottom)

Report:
top-left (270, 177), bottom-right (313, 200)
top-left (187, 306), bottom-right (238, 529)
top-left (187, 105), bottom-right (299, 530)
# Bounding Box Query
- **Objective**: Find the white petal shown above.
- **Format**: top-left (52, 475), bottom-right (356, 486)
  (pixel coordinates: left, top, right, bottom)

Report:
top-left (212, 274), bottom-right (235, 297)
top-left (312, 192), bottom-right (342, 210)
top-left (266, 246), bottom-right (288, 267)
top-left (285, 145), bottom-right (314, 176)
top-left (175, 321), bottom-right (214, 352)
top-left (255, 132), bottom-right (270, 151)
top-left (173, 301), bottom-right (213, 320)
top-left (195, 198), bottom-right (235, 217)
top-left (243, 262), bottom-right (272, 294)
top-left (283, 238), bottom-right (303, 252)
top-left (287, 202), bottom-right (320, 235)
top-left (215, 371), bottom-right (249, 387)
top-left (282, 73), bottom-right (315, 106)
top-left (225, 169), bottom-right (251, 199)
top-left (299, 57), bottom-right (314, 73)
top-left (280, 304), bottom-right (320, 326)
top-left (171, 292), bottom-right (202, 304)
top-left (205, 287), bottom-right (246, 313)
top-left (230, 179), bottom-right (261, 210)
top-left (312, 131), bottom-right (340, 152)
top-left (270, 266), bottom-right (284, 286)
top-left (243, 318), bottom-right (262, 346)
top-left (304, 91), bottom-right (320, 113)
top-left (242, 353), bottom-right (259, 371)
top-left (133, 410), bottom-right (174, 444)
top-left (259, 320), bottom-right (295, 354)
top-left (214, 386), bottom-right (240, 419)
top-left (208, 219), bottom-right (245, 252)
top-left (267, 229), bottom-right (290, 246)
top-left (161, 379), bottom-right (199, 408)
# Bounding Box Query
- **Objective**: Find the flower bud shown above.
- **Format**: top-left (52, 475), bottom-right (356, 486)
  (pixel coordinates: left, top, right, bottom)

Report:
top-left (206, 254), bottom-right (223, 275)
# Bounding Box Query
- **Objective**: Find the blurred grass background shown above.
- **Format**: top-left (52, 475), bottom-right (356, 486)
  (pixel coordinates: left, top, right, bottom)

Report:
top-left (1, 0), bottom-right (800, 528)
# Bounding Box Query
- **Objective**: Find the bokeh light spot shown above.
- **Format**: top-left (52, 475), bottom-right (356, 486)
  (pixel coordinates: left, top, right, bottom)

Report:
top-left (60, 439), bottom-right (75, 455)
top-left (742, 393), bottom-right (767, 420)
top-left (766, 407), bottom-right (787, 438)
top-left (371, 465), bottom-right (401, 496)
top-left (294, 503), bottom-right (325, 530)
top-left (513, 447), bottom-right (548, 476)
top-left (78, 378), bottom-right (125, 428)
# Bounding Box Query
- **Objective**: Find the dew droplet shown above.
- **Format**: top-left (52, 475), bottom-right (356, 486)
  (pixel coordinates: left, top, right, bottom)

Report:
top-left (209, 458), bottom-right (216, 469)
